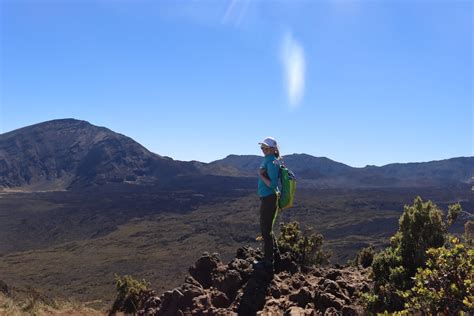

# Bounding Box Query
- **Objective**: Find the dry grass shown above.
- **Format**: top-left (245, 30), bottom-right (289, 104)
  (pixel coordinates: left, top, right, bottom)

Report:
top-left (0, 292), bottom-right (104, 316)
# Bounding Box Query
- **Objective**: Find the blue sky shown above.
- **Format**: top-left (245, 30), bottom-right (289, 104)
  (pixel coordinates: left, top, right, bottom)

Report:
top-left (1, 0), bottom-right (472, 167)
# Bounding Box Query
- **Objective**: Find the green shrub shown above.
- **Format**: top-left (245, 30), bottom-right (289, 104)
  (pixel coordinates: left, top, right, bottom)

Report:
top-left (277, 221), bottom-right (330, 266)
top-left (367, 196), bottom-right (461, 312)
top-left (401, 237), bottom-right (473, 313)
top-left (356, 245), bottom-right (375, 268)
top-left (109, 274), bottom-right (150, 315)
top-left (464, 220), bottom-right (474, 247)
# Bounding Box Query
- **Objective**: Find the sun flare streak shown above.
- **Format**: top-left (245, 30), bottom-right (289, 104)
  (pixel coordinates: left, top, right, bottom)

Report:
top-left (280, 32), bottom-right (306, 108)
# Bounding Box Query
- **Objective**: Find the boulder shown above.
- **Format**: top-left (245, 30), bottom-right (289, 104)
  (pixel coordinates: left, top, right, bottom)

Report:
top-left (211, 290), bottom-right (230, 308)
top-left (179, 283), bottom-right (204, 309)
top-left (157, 289), bottom-right (184, 316)
top-left (315, 292), bottom-right (344, 312)
top-left (189, 253), bottom-right (221, 289)
top-left (213, 269), bottom-right (242, 300)
top-left (326, 269), bottom-right (342, 281)
top-left (289, 286), bottom-right (313, 307)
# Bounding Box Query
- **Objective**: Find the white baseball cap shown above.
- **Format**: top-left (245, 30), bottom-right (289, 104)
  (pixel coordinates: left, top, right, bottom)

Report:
top-left (259, 137), bottom-right (277, 148)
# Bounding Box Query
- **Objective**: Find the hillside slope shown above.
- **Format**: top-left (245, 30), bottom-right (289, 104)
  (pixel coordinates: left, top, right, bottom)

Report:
top-left (0, 119), bottom-right (199, 190)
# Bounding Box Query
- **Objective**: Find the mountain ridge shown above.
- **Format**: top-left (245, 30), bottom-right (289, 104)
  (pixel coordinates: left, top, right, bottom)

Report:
top-left (1, 119), bottom-right (472, 191)
top-left (211, 154), bottom-right (473, 188)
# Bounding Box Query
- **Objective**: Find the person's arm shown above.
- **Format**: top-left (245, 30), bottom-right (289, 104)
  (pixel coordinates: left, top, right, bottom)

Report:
top-left (259, 161), bottom-right (279, 190)
top-left (258, 168), bottom-right (271, 187)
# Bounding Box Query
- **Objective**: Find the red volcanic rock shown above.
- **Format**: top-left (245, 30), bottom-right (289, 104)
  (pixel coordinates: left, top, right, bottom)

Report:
top-left (137, 247), bottom-right (372, 315)
top-left (188, 252), bottom-right (221, 289)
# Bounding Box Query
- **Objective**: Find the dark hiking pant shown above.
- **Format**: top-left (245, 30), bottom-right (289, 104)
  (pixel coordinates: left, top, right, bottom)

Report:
top-left (260, 194), bottom-right (279, 264)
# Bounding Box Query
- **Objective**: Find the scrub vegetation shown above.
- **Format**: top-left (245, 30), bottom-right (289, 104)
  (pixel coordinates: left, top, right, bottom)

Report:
top-left (363, 197), bottom-right (473, 314)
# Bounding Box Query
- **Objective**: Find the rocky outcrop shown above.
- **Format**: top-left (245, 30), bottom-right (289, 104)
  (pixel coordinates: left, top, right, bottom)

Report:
top-left (136, 247), bottom-right (371, 315)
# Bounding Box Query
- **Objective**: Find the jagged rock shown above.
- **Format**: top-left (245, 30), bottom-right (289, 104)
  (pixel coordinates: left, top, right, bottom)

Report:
top-left (315, 292), bottom-right (344, 312)
top-left (326, 269), bottom-right (342, 281)
top-left (157, 289), bottom-right (184, 316)
top-left (143, 295), bottom-right (160, 310)
top-left (265, 297), bottom-right (281, 307)
top-left (334, 292), bottom-right (351, 305)
top-left (322, 279), bottom-right (340, 293)
top-left (313, 269), bottom-right (323, 277)
top-left (285, 306), bottom-right (313, 316)
top-left (289, 286), bottom-right (313, 307)
top-left (213, 269), bottom-right (242, 300)
top-left (184, 275), bottom-right (203, 289)
top-left (235, 246), bottom-right (248, 259)
top-left (211, 290), bottom-right (230, 308)
top-left (291, 278), bottom-right (302, 290)
top-left (189, 253), bottom-right (221, 289)
top-left (136, 290), bottom-right (161, 315)
top-left (280, 283), bottom-right (290, 296)
top-left (192, 293), bottom-right (211, 311)
top-left (319, 279), bottom-right (349, 304)
top-left (278, 271), bottom-right (291, 280)
top-left (179, 283), bottom-right (204, 309)
top-left (228, 258), bottom-right (253, 282)
top-left (236, 246), bottom-right (262, 260)
top-left (344, 283), bottom-right (356, 297)
top-left (270, 283), bottom-right (282, 298)
top-left (324, 306), bottom-right (341, 315)
top-left (335, 279), bottom-right (347, 290)
top-left (135, 246), bottom-right (371, 315)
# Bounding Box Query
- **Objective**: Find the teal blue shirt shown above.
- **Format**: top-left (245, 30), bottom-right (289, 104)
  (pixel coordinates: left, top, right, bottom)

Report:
top-left (258, 154), bottom-right (280, 197)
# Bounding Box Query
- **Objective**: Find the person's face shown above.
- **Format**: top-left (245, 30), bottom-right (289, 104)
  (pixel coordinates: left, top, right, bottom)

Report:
top-left (260, 145), bottom-right (273, 156)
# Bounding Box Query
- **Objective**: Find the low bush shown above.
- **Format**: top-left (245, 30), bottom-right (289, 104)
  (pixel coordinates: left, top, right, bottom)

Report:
top-left (109, 274), bottom-right (150, 315)
top-left (356, 245), bottom-right (375, 268)
top-left (277, 221), bottom-right (330, 266)
top-left (400, 237), bottom-right (473, 313)
top-left (464, 220), bottom-right (474, 246)
top-left (365, 196), bottom-right (461, 312)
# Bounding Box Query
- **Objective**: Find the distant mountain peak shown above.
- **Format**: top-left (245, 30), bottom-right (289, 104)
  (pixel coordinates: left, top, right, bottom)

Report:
top-left (39, 118), bottom-right (89, 124)
top-left (0, 119), bottom-right (200, 191)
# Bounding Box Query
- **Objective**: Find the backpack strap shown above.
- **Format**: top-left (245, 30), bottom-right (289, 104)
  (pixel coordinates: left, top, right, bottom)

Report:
top-left (273, 158), bottom-right (284, 179)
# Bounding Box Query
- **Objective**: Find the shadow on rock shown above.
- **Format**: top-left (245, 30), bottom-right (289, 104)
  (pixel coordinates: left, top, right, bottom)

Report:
top-left (236, 266), bottom-right (273, 315)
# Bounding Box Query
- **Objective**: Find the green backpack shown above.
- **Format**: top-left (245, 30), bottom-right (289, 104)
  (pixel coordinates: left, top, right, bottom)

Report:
top-left (277, 160), bottom-right (296, 209)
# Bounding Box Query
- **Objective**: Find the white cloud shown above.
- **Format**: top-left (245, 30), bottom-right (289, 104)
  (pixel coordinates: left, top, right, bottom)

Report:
top-left (280, 32), bottom-right (305, 108)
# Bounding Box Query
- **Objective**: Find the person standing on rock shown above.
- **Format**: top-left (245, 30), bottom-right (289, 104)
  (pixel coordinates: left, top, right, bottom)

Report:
top-left (255, 137), bottom-right (281, 272)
